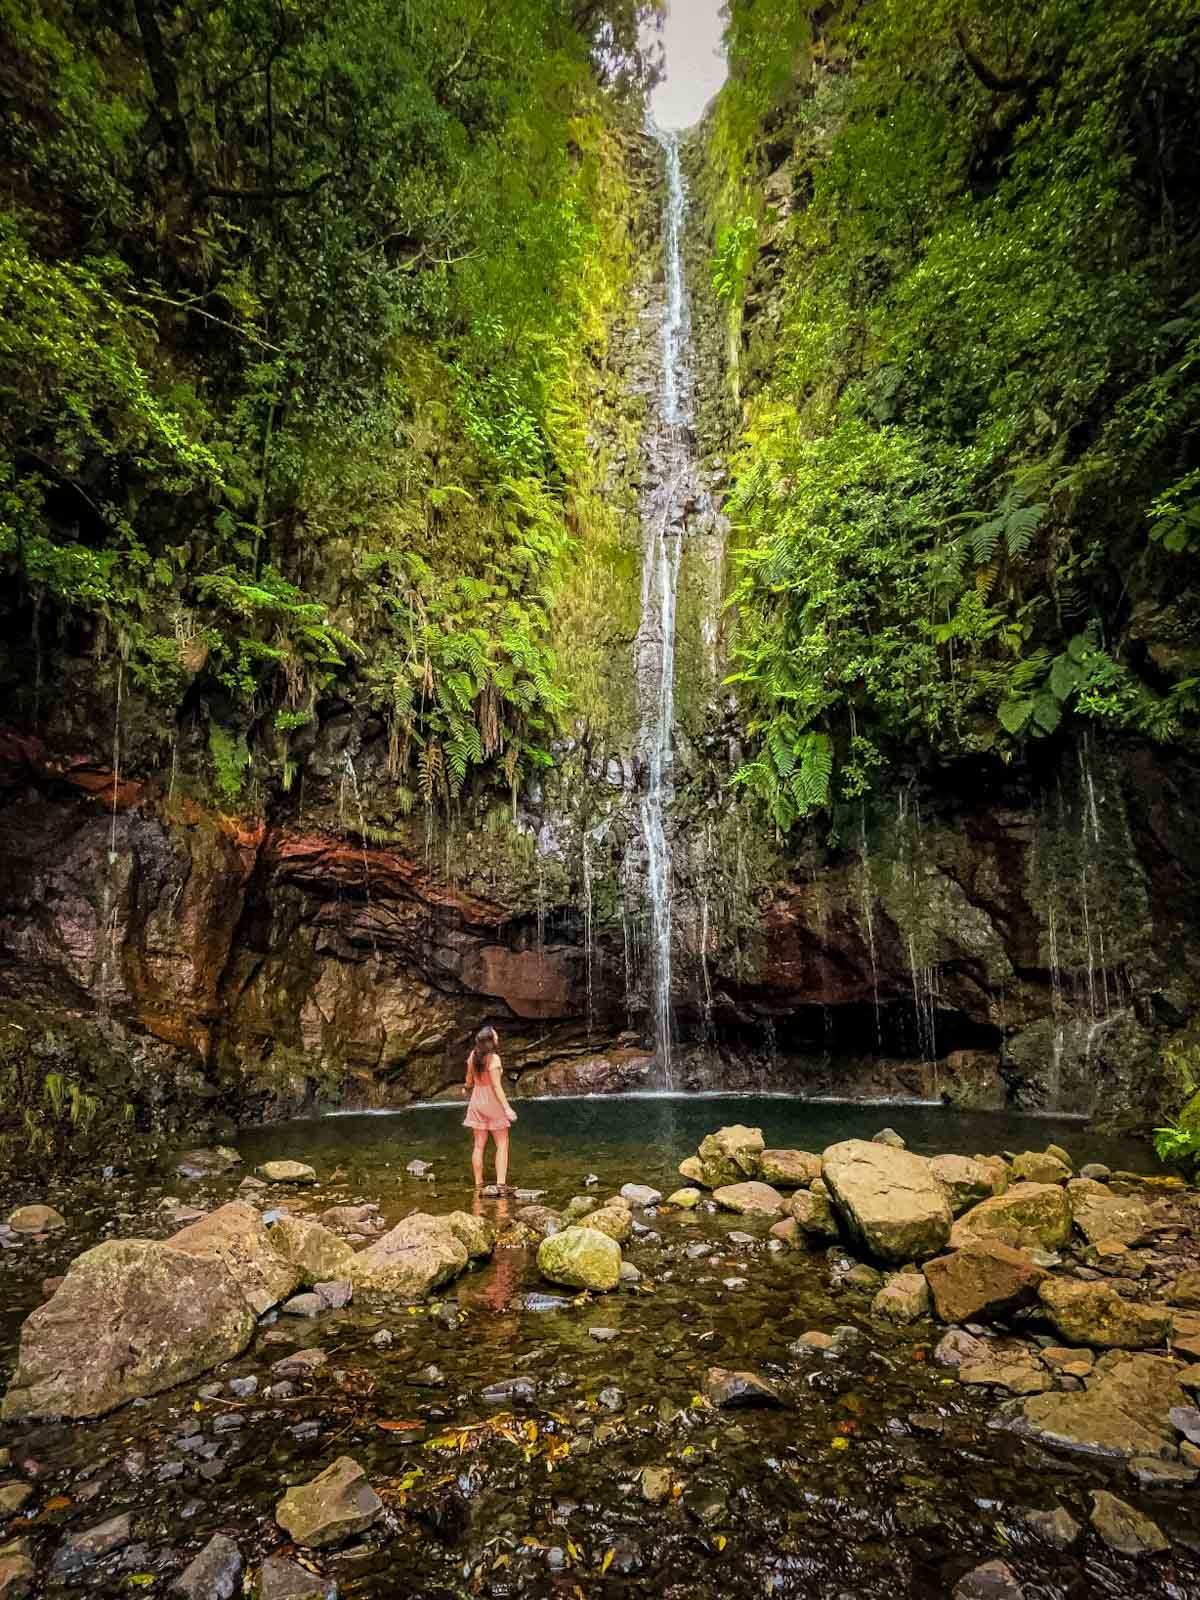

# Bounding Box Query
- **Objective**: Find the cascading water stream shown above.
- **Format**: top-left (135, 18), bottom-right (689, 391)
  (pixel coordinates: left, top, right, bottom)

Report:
top-left (634, 126), bottom-right (704, 1084)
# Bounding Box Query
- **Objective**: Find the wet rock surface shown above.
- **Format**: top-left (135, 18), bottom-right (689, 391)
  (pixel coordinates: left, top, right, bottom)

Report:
top-left (0, 1103), bottom-right (1195, 1600)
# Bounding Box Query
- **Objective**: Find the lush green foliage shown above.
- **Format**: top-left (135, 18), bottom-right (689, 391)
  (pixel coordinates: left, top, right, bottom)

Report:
top-left (1154, 1088), bottom-right (1200, 1173)
top-left (711, 0), bottom-right (1200, 829)
top-left (0, 0), bottom-right (650, 802)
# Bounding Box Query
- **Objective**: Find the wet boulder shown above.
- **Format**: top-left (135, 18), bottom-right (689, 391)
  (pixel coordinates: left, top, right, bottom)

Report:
top-left (168, 1202), bottom-right (300, 1316)
top-left (872, 1273), bottom-right (931, 1324)
top-left (268, 1217), bottom-right (356, 1287)
top-left (1012, 1351), bottom-right (1189, 1458)
top-left (176, 1148), bottom-right (241, 1180)
top-left (1067, 1186), bottom-right (1153, 1248)
top-left (949, 1184), bottom-right (1072, 1253)
top-left (6, 1205), bottom-right (66, 1234)
top-left (581, 1204), bottom-right (632, 1243)
top-left (933, 1328), bottom-right (989, 1369)
top-left (696, 1125), bottom-right (764, 1188)
top-left (275, 1456), bottom-right (382, 1548)
top-left (173, 1532), bottom-right (242, 1599)
top-left (0, 1549), bottom-right (34, 1599)
top-left (953, 1560), bottom-right (1025, 1600)
top-left (791, 1187), bottom-right (840, 1239)
top-left (258, 1161), bottom-right (317, 1185)
top-left (259, 1557), bottom-right (337, 1600)
top-left (712, 1181), bottom-right (785, 1217)
top-left (821, 1139), bottom-right (952, 1264)
top-left (347, 1214), bottom-right (468, 1299)
top-left (677, 1156), bottom-right (706, 1186)
top-left (442, 1211), bottom-right (496, 1259)
top-left (1038, 1279), bottom-right (1172, 1349)
top-left (1168, 1270), bottom-right (1200, 1308)
top-left (2, 1238), bottom-right (255, 1421)
top-left (619, 1183), bottom-right (662, 1208)
top-left (757, 1150), bottom-right (822, 1188)
top-left (665, 1188), bottom-right (701, 1209)
top-left (930, 1155), bottom-right (999, 1215)
top-left (922, 1241), bottom-right (1045, 1324)
top-left (537, 1225), bottom-right (622, 1292)
top-left (1010, 1152), bottom-right (1071, 1185)
top-left (1089, 1490), bottom-right (1168, 1556)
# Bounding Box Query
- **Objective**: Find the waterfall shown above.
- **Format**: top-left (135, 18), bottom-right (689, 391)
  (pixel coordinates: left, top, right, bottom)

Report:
top-left (634, 126), bottom-right (702, 1081)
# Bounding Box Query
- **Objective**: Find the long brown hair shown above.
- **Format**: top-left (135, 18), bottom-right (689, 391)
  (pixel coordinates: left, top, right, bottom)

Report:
top-left (469, 1025), bottom-right (499, 1079)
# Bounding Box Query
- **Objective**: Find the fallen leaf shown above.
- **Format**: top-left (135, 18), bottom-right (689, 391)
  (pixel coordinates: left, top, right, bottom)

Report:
top-left (830, 1436), bottom-right (849, 1451)
top-left (600, 1548), bottom-right (615, 1575)
top-left (43, 1496), bottom-right (71, 1511)
top-left (714, 1535), bottom-right (727, 1553)
top-left (378, 1420), bottom-right (423, 1432)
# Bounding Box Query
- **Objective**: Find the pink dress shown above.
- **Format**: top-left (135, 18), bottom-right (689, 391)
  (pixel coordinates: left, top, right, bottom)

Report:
top-left (463, 1054), bottom-right (513, 1132)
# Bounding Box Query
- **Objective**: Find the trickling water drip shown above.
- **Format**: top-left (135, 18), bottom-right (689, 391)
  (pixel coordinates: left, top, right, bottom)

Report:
top-left (857, 806), bottom-right (882, 1045)
top-left (340, 751), bottom-right (378, 957)
top-left (582, 830), bottom-right (595, 1041)
top-left (634, 126), bottom-right (709, 1083)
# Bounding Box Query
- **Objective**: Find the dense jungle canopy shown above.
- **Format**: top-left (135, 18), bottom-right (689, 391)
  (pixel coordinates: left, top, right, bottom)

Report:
top-left (1, 0), bottom-right (1199, 829)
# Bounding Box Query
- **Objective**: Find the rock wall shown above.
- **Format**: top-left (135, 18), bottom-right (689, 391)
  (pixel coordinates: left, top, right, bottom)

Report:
top-left (2, 720), bottom-right (1198, 1143)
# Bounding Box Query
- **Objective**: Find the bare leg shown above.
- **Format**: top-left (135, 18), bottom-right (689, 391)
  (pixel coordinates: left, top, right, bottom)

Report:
top-left (471, 1129), bottom-right (487, 1188)
top-left (494, 1128), bottom-right (510, 1188)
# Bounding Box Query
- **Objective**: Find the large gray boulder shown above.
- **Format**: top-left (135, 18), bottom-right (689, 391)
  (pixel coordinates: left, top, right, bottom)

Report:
top-left (347, 1214), bottom-right (468, 1299)
top-left (168, 1202), bottom-right (300, 1315)
top-left (268, 1217), bottom-right (356, 1288)
top-left (821, 1139), bottom-right (952, 1264)
top-left (2, 1239), bottom-right (255, 1421)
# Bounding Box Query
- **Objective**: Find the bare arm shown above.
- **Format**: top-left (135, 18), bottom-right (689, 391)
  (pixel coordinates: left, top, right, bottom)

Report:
top-left (489, 1058), bottom-right (516, 1120)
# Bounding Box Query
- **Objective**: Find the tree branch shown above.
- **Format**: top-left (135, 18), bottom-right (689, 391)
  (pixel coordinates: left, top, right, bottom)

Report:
top-left (132, 0), bottom-right (195, 182)
top-left (954, 27), bottom-right (1037, 94)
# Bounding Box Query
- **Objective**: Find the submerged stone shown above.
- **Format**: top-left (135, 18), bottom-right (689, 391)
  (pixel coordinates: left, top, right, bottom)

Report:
top-left (953, 1559), bottom-right (1024, 1600)
top-left (6, 1205), bottom-right (66, 1234)
top-left (260, 1557), bottom-right (336, 1600)
top-left (275, 1456), bottom-right (382, 1548)
top-left (172, 1533), bottom-right (242, 1599)
top-left (258, 1161), bottom-right (317, 1184)
top-left (703, 1367), bottom-right (782, 1408)
top-left (1089, 1489), bottom-right (1168, 1556)
top-left (872, 1273), bottom-right (931, 1324)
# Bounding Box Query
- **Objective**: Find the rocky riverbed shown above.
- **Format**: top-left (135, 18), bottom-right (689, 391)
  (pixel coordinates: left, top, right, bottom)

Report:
top-left (1, 1103), bottom-right (1198, 1599)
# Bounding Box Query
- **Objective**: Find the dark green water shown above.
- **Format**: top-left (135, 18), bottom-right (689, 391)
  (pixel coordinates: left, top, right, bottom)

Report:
top-left (0, 1097), bottom-right (1190, 1600)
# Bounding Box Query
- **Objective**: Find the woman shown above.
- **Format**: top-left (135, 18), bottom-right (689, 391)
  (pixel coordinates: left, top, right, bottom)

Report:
top-left (463, 1025), bottom-right (517, 1190)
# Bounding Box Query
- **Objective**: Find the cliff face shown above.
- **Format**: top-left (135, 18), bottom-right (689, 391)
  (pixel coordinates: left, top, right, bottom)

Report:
top-left (3, 714), bottom-right (1197, 1147)
top-left (3, 109), bottom-right (1200, 1156)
